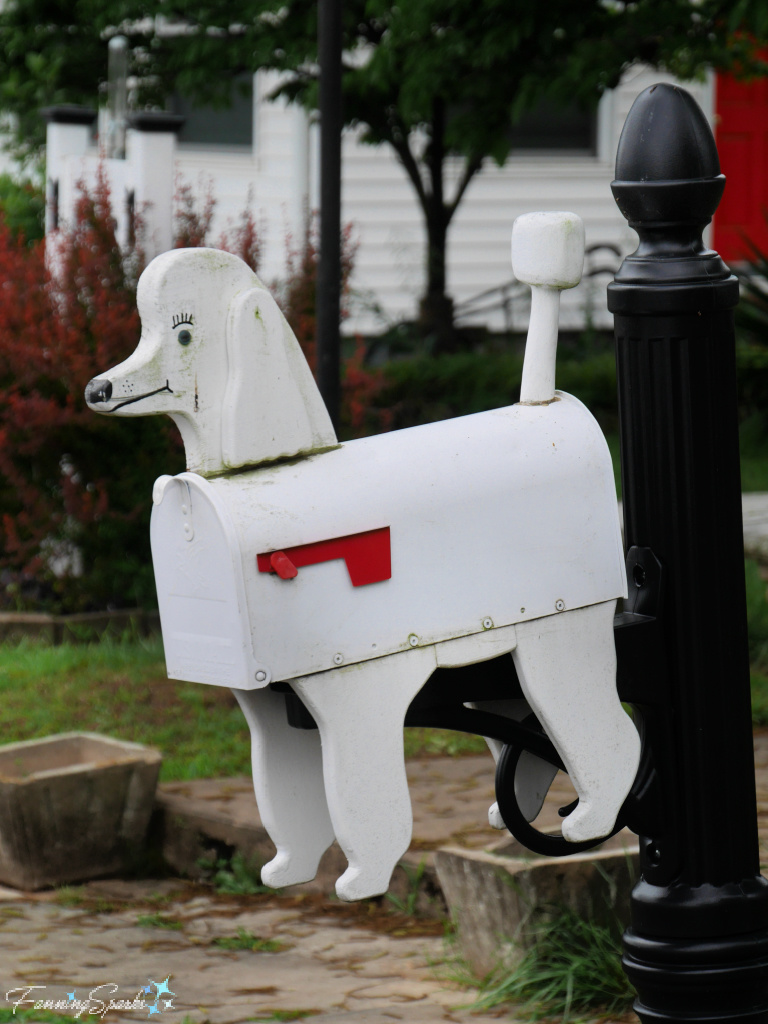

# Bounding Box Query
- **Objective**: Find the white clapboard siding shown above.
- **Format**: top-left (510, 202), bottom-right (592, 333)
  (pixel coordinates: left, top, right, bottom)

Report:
top-left (336, 66), bottom-right (715, 333)
top-left (50, 65), bottom-right (715, 335)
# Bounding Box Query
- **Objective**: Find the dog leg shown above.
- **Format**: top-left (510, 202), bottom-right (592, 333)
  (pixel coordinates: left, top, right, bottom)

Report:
top-left (469, 698), bottom-right (560, 827)
top-left (293, 648), bottom-right (434, 902)
top-left (512, 601), bottom-right (640, 843)
top-left (232, 686), bottom-right (335, 888)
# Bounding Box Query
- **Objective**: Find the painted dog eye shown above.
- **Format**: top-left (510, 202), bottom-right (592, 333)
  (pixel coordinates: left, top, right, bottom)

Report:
top-left (178, 329), bottom-right (192, 346)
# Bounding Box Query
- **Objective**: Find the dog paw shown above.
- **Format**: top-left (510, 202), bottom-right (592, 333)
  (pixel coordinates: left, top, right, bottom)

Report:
top-left (335, 865), bottom-right (391, 902)
top-left (260, 851), bottom-right (318, 889)
top-left (488, 801), bottom-right (506, 830)
top-left (560, 802), bottom-right (614, 844)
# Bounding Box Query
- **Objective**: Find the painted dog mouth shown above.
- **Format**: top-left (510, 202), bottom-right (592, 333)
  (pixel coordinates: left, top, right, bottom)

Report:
top-left (88, 380), bottom-right (174, 412)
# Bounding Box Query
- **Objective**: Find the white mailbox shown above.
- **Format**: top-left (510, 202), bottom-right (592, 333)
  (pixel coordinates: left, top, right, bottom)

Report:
top-left (86, 212), bottom-right (641, 902)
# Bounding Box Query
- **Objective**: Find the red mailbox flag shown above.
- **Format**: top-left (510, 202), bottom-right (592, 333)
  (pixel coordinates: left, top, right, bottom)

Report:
top-left (257, 527), bottom-right (391, 587)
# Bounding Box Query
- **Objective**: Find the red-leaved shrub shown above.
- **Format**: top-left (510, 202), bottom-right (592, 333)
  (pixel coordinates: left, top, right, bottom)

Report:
top-left (281, 215), bottom-right (356, 374)
top-left (0, 169), bottom-right (183, 611)
top-left (0, 171), bottom-right (386, 610)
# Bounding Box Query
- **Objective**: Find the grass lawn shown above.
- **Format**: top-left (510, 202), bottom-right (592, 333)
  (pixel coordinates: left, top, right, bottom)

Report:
top-left (0, 637), bottom-right (252, 780)
top-left (0, 634), bottom-right (491, 779)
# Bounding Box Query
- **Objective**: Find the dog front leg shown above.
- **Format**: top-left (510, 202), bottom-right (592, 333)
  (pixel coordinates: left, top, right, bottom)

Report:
top-left (232, 686), bottom-right (335, 888)
top-left (293, 648), bottom-right (435, 902)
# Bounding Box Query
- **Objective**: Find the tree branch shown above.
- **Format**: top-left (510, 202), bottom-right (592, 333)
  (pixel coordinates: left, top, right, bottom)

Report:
top-left (446, 153), bottom-right (484, 223)
top-left (387, 116), bottom-right (428, 213)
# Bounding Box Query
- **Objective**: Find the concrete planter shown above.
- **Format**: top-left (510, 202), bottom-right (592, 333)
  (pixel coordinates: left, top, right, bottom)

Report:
top-left (435, 831), bottom-right (639, 978)
top-left (0, 732), bottom-right (162, 890)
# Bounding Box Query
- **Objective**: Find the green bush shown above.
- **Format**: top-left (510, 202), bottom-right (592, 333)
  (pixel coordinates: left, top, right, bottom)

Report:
top-left (371, 346), bottom-right (619, 434)
top-left (369, 330), bottom-right (768, 457)
top-left (0, 172), bottom-right (44, 244)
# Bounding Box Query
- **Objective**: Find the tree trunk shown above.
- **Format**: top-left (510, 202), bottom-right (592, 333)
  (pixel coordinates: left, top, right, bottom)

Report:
top-left (385, 101), bottom-right (483, 351)
top-left (418, 98), bottom-right (457, 352)
top-left (419, 205), bottom-right (455, 351)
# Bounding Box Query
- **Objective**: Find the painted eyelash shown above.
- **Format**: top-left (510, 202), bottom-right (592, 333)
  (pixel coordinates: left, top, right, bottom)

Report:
top-left (172, 313), bottom-right (194, 328)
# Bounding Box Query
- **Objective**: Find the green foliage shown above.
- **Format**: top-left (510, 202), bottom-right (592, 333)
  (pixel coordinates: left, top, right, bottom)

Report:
top-left (371, 345), bottom-right (619, 433)
top-left (735, 239), bottom-right (768, 441)
top-left (386, 858), bottom-right (429, 916)
top-left (0, 173), bottom-right (44, 243)
top-left (0, 0), bottom-right (758, 162)
top-left (54, 885), bottom-right (85, 906)
top-left (54, 887), bottom-right (115, 914)
top-left (137, 912), bottom-right (183, 930)
top-left (371, 340), bottom-right (768, 494)
top-left (750, 667), bottom-right (768, 727)
top-left (404, 726), bottom-right (486, 757)
top-left (211, 927), bottom-right (288, 953)
top-left (748, 558), bottom-right (768, 667)
top-left (471, 905), bottom-right (634, 1021)
top-left (199, 852), bottom-right (275, 895)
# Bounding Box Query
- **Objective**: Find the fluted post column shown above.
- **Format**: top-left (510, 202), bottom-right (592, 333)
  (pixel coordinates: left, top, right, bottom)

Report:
top-left (609, 83), bottom-right (768, 1023)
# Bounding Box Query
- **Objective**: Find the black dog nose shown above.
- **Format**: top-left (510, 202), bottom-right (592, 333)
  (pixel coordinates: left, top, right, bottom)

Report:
top-left (85, 378), bottom-right (112, 404)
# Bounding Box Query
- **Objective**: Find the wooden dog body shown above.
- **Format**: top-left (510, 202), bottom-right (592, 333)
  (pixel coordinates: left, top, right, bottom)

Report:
top-left (87, 218), bottom-right (640, 900)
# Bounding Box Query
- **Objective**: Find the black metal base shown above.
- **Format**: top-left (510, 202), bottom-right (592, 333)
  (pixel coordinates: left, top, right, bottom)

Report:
top-left (624, 924), bottom-right (768, 1023)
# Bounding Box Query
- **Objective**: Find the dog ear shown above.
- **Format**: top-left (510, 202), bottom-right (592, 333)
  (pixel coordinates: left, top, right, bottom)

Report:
top-left (221, 285), bottom-right (337, 470)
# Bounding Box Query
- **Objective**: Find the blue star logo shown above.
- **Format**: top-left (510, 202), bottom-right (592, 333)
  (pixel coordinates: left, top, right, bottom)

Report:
top-left (67, 992), bottom-right (76, 1002)
top-left (151, 978), bottom-right (174, 999)
top-left (144, 976), bottom-right (175, 1016)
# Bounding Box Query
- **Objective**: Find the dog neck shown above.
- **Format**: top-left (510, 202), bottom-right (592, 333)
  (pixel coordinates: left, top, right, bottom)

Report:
top-left (171, 410), bottom-right (228, 477)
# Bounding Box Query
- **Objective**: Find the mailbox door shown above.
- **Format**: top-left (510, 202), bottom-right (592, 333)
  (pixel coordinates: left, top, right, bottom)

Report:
top-left (150, 474), bottom-right (265, 689)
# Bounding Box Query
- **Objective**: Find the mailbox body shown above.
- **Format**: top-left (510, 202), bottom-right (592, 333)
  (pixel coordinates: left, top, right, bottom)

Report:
top-left (150, 390), bottom-right (625, 689)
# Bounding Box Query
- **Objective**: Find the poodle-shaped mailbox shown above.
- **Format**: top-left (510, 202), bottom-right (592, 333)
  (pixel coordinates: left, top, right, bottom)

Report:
top-left (86, 212), bottom-right (640, 901)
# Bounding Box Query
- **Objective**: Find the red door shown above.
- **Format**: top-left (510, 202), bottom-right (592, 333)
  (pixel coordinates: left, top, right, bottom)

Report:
top-left (714, 72), bottom-right (768, 261)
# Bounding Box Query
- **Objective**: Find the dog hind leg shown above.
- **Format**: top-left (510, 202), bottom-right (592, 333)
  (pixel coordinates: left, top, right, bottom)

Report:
top-left (470, 698), bottom-right (561, 827)
top-left (512, 600), bottom-right (640, 843)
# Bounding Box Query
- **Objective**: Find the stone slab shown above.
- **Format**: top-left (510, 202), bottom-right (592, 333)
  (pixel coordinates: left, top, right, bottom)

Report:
top-left (436, 831), bottom-right (639, 977)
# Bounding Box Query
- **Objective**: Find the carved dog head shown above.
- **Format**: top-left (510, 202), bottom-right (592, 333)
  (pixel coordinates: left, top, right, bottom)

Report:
top-left (86, 248), bottom-right (336, 476)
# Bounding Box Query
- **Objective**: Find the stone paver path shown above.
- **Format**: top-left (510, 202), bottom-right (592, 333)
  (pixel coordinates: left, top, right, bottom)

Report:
top-left (3, 731), bottom-right (768, 1023)
top-left (0, 882), bottom-right (512, 1023)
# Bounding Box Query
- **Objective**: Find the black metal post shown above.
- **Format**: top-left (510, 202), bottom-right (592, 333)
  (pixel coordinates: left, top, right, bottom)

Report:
top-left (317, 0), bottom-right (342, 431)
top-left (609, 83), bottom-right (768, 1022)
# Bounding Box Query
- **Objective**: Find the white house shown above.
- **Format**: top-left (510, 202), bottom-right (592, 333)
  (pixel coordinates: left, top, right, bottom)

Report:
top-left (44, 66), bottom-right (714, 335)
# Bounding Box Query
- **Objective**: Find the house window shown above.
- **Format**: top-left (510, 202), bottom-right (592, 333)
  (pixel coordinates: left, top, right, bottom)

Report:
top-left (172, 75), bottom-right (253, 147)
top-left (509, 99), bottom-right (596, 153)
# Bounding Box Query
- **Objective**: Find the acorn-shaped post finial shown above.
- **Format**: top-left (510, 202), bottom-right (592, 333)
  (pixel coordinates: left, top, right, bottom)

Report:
top-left (609, 83), bottom-right (737, 313)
